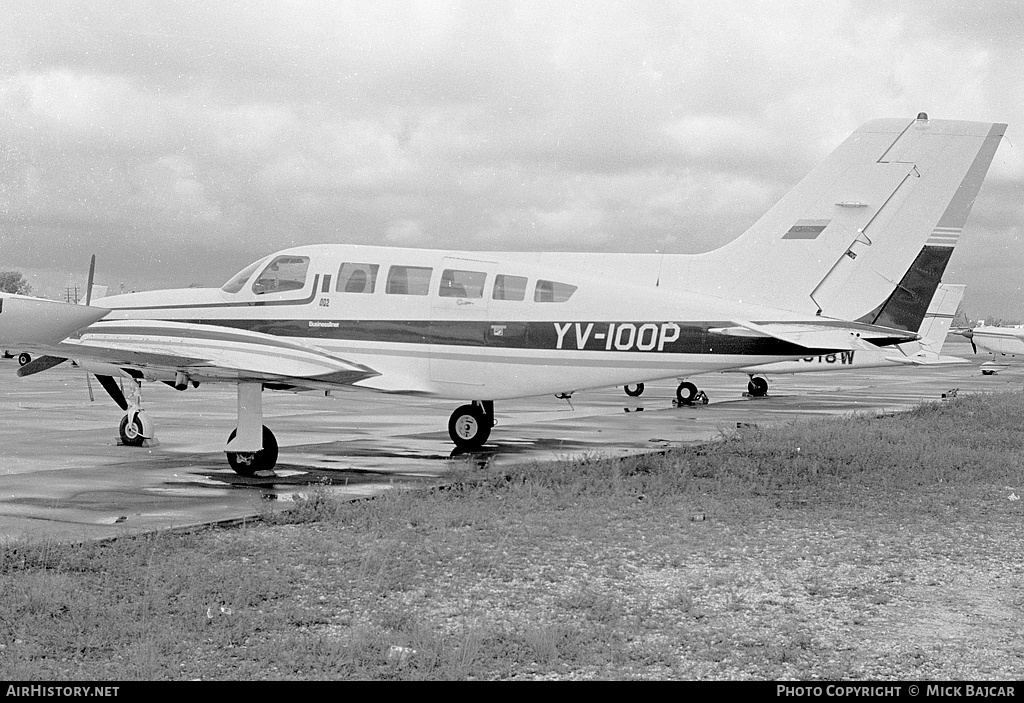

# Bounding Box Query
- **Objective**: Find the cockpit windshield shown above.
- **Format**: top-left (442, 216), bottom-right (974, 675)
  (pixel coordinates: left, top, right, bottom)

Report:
top-left (220, 255), bottom-right (311, 295)
top-left (220, 258), bottom-right (266, 294)
top-left (252, 256), bottom-right (310, 295)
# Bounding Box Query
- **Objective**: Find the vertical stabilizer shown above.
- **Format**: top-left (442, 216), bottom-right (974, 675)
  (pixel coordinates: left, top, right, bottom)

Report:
top-left (671, 116), bottom-right (1005, 320)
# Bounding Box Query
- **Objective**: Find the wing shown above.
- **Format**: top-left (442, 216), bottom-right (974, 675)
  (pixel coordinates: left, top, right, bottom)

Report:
top-left (62, 319), bottom-right (379, 389)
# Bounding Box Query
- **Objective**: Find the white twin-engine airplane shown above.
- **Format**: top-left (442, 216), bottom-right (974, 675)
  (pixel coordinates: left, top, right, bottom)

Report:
top-left (955, 324), bottom-right (1024, 375)
top-left (0, 115), bottom-right (1005, 476)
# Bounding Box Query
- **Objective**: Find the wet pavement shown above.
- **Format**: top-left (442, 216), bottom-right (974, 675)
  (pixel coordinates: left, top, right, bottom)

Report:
top-left (0, 340), bottom-right (1018, 542)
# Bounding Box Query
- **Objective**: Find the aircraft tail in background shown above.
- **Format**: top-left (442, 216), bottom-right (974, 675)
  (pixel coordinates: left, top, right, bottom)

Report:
top-left (911, 283), bottom-right (965, 356)
top-left (879, 283), bottom-right (967, 365)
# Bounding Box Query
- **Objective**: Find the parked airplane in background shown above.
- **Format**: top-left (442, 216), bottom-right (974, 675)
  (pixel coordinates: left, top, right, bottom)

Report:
top-left (1, 115), bottom-right (1005, 475)
top-left (955, 324), bottom-right (1024, 374)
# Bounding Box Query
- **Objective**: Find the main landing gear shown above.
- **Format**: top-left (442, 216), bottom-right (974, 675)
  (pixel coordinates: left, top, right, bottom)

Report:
top-left (109, 378), bottom-right (279, 477)
top-left (448, 400), bottom-right (495, 451)
top-left (226, 425), bottom-right (279, 476)
top-left (623, 375), bottom-right (772, 404)
top-left (746, 375), bottom-right (769, 397)
top-left (622, 380), bottom-right (709, 405)
top-left (675, 381), bottom-right (701, 405)
top-left (223, 381), bottom-right (278, 477)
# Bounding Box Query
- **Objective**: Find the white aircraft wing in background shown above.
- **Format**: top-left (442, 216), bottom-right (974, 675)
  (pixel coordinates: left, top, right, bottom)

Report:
top-left (0, 294), bottom-right (109, 347)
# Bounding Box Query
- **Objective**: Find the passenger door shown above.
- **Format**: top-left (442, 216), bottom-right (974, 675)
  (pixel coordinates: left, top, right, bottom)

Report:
top-left (429, 257), bottom-right (497, 388)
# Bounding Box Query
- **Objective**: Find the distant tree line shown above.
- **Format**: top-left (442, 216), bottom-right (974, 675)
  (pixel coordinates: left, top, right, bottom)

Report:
top-left (0, 271), bottom-right (31, 295)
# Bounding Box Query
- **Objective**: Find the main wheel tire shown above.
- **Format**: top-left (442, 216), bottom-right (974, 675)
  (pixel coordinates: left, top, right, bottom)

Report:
top-left (448, 404), bottom-right (492, 450)
top-left (747, 376), bottom-right (769, 397)
top-left (676, 381), bottom-right (699, 405)
top-left (18, 353), bottom-right (31, 366)
top-left (226, 425), bottom-right (279, 476)
top-left (118, 414), bottom-right (146, 447)
top-left (624, 383), bottom-right (645, 397)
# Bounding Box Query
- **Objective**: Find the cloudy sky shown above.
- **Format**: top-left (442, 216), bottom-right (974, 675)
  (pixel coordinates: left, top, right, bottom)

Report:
top-left (1, 1), bottom-right (1022, 318)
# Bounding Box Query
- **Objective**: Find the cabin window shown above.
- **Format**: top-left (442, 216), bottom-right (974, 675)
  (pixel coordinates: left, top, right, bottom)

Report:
top-left (221, 259), bottom-right (266, 293)
top-left (534, 279), bottom-right (577, 303)
top-left (439, 269), bottom-right (486, 298)
top-left (386, 265), bottom-right (433, 295)
top-left (336, 263), bottom-right (379, 294)
top-left (493, 274), bottom-right (527, 301)
top-left (252, 256), bottom-right (310, 295)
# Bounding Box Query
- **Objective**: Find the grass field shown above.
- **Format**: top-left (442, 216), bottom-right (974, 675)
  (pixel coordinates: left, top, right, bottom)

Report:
top-left (1, 392), bottom-right (1022, 680)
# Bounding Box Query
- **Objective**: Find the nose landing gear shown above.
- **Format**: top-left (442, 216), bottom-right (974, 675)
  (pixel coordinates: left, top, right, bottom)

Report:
top-left (117, 379), bottom-right (153, 447)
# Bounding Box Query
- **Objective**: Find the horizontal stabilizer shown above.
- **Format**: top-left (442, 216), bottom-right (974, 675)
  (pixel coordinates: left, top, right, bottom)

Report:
top-left (721, 320), bottom-right (917, 351)
top-left (883, 353), bottom-right (969, 366)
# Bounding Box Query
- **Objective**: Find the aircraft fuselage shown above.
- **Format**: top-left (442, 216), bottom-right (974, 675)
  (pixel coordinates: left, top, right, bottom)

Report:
top-left (91, 244), bottom-right (903, 400)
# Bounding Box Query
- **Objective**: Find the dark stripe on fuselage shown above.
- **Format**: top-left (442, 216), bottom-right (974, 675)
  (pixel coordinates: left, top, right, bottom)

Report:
top-left (181, 318), bottom-right (905, 357)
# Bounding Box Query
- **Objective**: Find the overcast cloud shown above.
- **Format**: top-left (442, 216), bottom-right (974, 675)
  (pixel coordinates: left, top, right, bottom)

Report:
top-left (1, 0), bottom-right (1021, 317)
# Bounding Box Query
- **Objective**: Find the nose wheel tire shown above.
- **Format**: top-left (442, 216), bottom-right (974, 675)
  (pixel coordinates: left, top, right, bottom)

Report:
top-left (624, 383), bottom-right (645, 397)
top-left (448, 404), bottom-right (492, 450)
top-left (226, 425), bottom-right (279, 476)
top-left (119, 415), bottom-right (146, 447)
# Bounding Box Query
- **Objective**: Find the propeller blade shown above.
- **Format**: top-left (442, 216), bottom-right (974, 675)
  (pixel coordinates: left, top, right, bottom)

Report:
top-left (960, 328), bottom-right (977, 354)
top-left (95, 374), bottom-right (129, 411)
top-left (16, 355), bottom-right (68, 377)
top-left (85, 254), bottom-right (96, 306)
top-left (80, 255), bottom-right (101, 403)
